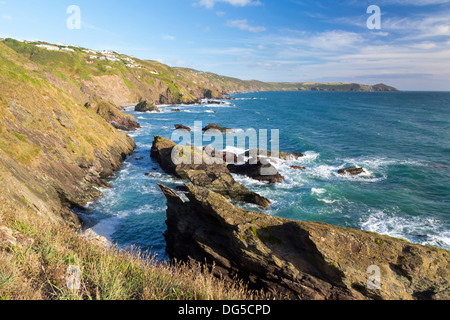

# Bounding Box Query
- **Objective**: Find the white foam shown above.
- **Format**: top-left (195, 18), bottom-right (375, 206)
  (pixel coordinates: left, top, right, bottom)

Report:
top-left (311, 188), bottom-right (326, 195)
top-left (91, 217), bottom-right (121, 241)
top-left (360, 210), bottom-right (450, 250)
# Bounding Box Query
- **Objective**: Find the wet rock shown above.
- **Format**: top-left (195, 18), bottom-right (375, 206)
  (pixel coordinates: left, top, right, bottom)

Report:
top-left (338, 167), bottom-right (365, 176)
top-left (203, 146), bottom-right (244, 164)
top-left (135, 99), bottom-right (160, 113)
top-left (245, 148), bottom-right (305, 160)
top-left (174, 124), bottom-right (192, 132)
top-left (290, 166), bottom-right (307, 170)
top-left (228, 158), bottom-right (285, 184)
top-left (159, 183), bottom-right (450, 300)
top-left (202, 123), bottom-right (234, 133)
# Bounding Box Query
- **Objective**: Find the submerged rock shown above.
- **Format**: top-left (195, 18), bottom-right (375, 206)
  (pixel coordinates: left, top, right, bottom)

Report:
top-left (150, 136), bottom-right (270, 208)
top-left (158, 183), bottom-right (450, 300)
top-left (338, 167), bottom-right (365, 176)
top-left (228, 158), bottom-right (285, 184)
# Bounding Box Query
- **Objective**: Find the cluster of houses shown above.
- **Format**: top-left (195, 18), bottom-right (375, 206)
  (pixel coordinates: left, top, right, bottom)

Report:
top-left (2, 38), bottom-right (162, 75)
top-left (34, 42), bottom-right (76, 52)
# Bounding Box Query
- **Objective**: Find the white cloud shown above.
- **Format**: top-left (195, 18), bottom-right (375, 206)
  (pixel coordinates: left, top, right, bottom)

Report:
top-left (226, 19), bottom-right (266, 32)
top-left (162, 34), bottom-right (176, 41)
top-left (1, 14), bottom-right (12, 21)
top-left (195, 0), bottom-right (262, 9)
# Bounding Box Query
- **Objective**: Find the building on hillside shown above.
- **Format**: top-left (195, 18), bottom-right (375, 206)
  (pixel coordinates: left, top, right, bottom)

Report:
top-left (36, 44), bottom-right (60, 51)
top-left (86, 60), bottom-right (95, 64)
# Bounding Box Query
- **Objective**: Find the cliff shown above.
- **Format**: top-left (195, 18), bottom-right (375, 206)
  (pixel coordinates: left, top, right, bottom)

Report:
top-left (0, 40), bottom-right (135, 225)
top-left (159, 183), bottom-right (449, 300)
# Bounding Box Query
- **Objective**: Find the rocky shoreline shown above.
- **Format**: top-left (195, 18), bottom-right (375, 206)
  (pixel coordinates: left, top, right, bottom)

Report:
top-left (145, 131), bottom-right (449, 300)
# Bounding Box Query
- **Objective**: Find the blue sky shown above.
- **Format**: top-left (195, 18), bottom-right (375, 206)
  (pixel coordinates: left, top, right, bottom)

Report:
top-left (0, 0), bottom-right (449, 90)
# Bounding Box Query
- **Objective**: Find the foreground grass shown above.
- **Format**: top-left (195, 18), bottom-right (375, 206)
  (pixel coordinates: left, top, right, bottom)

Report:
top-left (0, 208), bottom-right (266, 300)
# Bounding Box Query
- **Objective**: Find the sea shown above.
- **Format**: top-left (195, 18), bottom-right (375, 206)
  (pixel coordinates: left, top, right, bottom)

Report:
top-left (76, 91), bottom-right (450, 260)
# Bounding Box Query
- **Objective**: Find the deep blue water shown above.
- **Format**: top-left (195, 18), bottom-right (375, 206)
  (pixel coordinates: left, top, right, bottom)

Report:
top-left (78, 91), bottom-right (450, 259)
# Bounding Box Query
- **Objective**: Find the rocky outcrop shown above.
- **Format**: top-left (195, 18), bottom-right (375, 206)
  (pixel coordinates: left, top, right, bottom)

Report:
top-left (174, 124), bottom-right (192, 132)
top-left (290, 166), bottom-right (307, 170)
top-left (135, 100), bottom-right (160, 113)
top-left (228, 158), bottom-right (285, 184)
top-left (159, 183), bottom-right (450, 300)
top-left (203, 146), bottom-right (244, 164)
top-left (150, 136), bottom-right (270, 208)
top-left (202, 123), bottom-right (234, 133)
top-left (338, 167), bottom-right (365, 176)
top-left (84, 99), bottom-right (141, 131)
top-left (244, 149), bottom-right (305, 160)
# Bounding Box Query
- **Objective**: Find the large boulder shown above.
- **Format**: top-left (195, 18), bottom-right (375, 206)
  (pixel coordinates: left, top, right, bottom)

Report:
top-left (228, 158), bottom-right (285, 184)
top-left (158, 183), bottom-right (450, 300)
top-left (150, 136), bottom-right (270, 208)
top-left (202, 123), bottom-right (234, 133)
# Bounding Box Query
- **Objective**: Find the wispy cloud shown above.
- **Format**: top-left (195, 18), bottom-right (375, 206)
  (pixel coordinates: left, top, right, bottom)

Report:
top-left (226, 19), bottom-right (266, 32)
top-left (195, 0), bottom-right (262, 9)
top-left (162, 34), bottom-right (176, 41)
top-left (1, 14), bottom-right (12, 21)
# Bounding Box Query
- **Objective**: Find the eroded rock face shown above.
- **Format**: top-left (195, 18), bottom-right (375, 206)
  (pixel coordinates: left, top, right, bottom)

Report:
top-left (159, 183), bottom-right (450, 300)
top-left (150, 136), bottom-right (270, 208)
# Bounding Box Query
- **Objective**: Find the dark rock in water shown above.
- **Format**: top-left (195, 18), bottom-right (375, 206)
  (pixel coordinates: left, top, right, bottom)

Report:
top-left (158, 183), bottom-right (450, 300)
top-left (135, 99), bottom-right (160, 113)
top-left (433, 165), bottom-right (448, 169)
top-left (135, 157), bottom-right (144, 161)
top-left (338, 167), bottom-right (365, 176)
top-left (202, 123), bottom-right (234, 133)
top-left (203, 146), bottom-right (244, 164)
top-left (290, 166), bottom-right (307, 170)
top-left (174, 124), bottom-right (192, 132)
top-left (228, 158), bottom-right (285, 184)
top-left (172, 109), bottom-right (181, 112)
top-left (245, 148), bottom-right (305, 160)
top-left (150, 136), bottom-right (270, 208)
top-left (144, 173), bottom-right (150, 176)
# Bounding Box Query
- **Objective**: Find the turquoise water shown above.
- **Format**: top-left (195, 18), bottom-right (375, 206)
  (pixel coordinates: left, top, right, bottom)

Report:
top-left (77, 91), bottom-right (450, 259)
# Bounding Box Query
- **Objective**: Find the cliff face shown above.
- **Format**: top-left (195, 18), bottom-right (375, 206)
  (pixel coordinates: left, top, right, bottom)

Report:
top-left (159, 183), bottom-right (449, 300)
